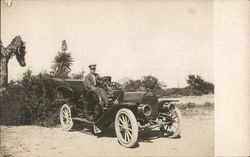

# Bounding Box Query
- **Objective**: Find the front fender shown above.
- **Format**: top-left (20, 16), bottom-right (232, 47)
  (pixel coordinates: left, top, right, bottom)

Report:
top-left (94, 102), bottom-right (138, 129)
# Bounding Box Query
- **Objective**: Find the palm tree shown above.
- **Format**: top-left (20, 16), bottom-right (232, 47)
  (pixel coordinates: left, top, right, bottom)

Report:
top-left (52, 40), bottom-right (73, 78)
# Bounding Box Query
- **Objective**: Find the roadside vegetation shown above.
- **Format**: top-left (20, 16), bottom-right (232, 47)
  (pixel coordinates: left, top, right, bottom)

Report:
top-left (124, 74), bottom-right (214, 97)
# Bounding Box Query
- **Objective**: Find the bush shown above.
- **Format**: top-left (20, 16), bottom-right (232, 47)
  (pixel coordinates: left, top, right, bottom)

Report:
top-left (203, 101), bottom-right (214, 108)
top-left (124, 80), bottom-right (142, 91)
top-left (179, 102), bottom-right (196, 109)
top-left (164, 87), bottom-right (203, 97)
top-left (0, 70), bottom-right (60, 126)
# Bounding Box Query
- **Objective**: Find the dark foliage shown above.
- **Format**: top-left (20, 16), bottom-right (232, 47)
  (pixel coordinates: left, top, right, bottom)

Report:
top-left (141, 75), bottom-right (160, 90)
top-left (71, 70), bottom-right (85, 79)
top-left (51, 40), bottom-right (73, 78)
top-left (124, 79), bottom-right (142, 91)
top-left (123, 74), bottom-right (214, 97)
top-left (52, 51), bottom-right (73, 78)
top-left (164, 87), bottom-right (203, 97)
top-left (0, 70), bottom-right (60, 126)
top-left (124, 75), bottom-right (161, 91)
top-left (187, 74), bottom-right (214, 94)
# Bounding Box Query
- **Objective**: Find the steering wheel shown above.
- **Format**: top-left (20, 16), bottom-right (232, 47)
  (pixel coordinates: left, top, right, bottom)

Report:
top-left (97, 76), bottom-right (112, 90)
top-left (101, 76), bottom-right (111, 82)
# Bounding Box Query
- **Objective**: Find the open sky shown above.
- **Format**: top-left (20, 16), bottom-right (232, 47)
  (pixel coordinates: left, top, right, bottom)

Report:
top-left (1, 0), bottom-right (213, 88)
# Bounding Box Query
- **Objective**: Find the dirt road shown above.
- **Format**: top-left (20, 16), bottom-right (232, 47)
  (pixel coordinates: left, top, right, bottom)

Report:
top-left (1, 109), bottom-right (213, 157)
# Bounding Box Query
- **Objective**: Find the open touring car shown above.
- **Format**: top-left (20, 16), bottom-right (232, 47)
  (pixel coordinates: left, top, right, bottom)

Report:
top-left (53, 76), bottom-right (182, 148)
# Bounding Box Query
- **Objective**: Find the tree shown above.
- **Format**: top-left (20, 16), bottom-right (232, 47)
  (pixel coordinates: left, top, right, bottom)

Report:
top-left (203, 82), bottom-right (214, 94)
top-left (52, 40), bottom-right (73, 78)
top-left (124, 75), bottom-right (163, 92)
top-left (187, 74), bottom-right (214, 94)
top-left (124, 79), bottom-right (142, 91)
top-left (142, 75), bottom-right (160, 90)
top-left (187, 75), bottom-right (204, 90)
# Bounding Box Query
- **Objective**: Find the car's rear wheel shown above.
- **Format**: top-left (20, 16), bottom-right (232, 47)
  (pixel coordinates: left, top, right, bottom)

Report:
top-left (115, 108), bottom-right (138, 148)
top-left (160, 107), bottom-right (182, 138)
top-left (60, 104), bottom-right (75, 131)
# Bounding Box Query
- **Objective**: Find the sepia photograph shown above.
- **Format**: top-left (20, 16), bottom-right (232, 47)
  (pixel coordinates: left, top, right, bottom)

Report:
top-left (1, 0), bottom-right (216, 156)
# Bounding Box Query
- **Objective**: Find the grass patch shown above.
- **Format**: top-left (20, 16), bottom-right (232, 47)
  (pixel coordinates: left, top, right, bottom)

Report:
top-left (177, 101), bottom-right (214, 118)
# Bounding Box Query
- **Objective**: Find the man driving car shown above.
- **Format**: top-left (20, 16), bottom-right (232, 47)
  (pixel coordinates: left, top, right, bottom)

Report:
top-left (84, 64), bottom-right (110, 109)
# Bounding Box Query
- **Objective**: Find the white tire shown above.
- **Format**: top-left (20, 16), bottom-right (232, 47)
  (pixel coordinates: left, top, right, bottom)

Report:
top-left (161, 107), bottom-right (182, 138)
top-left (60, 104), bottom-right (74, 131)
top-left (115, 108), bottom-right (138, 148)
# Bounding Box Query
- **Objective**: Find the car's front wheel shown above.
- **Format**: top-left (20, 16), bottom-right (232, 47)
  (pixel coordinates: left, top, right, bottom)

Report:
top-left (115, 108), bottom-right (138, 148)
top-left (160, 107), bottom-right (182, 138)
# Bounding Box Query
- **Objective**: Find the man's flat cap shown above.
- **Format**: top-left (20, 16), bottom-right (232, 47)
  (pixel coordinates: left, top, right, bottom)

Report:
top-left (89, 64), bottom-right (97, 69)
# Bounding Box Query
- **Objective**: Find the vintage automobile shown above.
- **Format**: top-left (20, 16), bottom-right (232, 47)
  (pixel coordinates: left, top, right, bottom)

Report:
top-left (53, 76), bottom-right (182, 148)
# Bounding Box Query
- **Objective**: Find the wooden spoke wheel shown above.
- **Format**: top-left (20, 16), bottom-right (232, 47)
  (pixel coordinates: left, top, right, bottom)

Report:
top-left (60, 104), bottom-right (74, 131)
top-left (160, 107), bottom-right (182, 138)
top-left (115, 108), bottom-right (138, 148)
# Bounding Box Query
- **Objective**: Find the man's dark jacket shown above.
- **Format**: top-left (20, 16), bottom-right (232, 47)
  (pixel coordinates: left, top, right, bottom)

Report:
top-left (84, 73), bottom-right (101, 91)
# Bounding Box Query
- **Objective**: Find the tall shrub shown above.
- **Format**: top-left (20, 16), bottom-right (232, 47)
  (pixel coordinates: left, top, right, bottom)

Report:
top-left (0, 70), bottom-right (60, 126)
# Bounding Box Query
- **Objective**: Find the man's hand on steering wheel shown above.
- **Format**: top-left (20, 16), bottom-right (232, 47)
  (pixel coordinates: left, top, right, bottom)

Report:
top-left (97, 76), bottom-right (111, 90)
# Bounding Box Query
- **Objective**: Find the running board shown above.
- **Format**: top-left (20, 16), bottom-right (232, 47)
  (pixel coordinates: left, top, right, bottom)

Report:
top-left (72, 117), bottom-right (94, 124)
